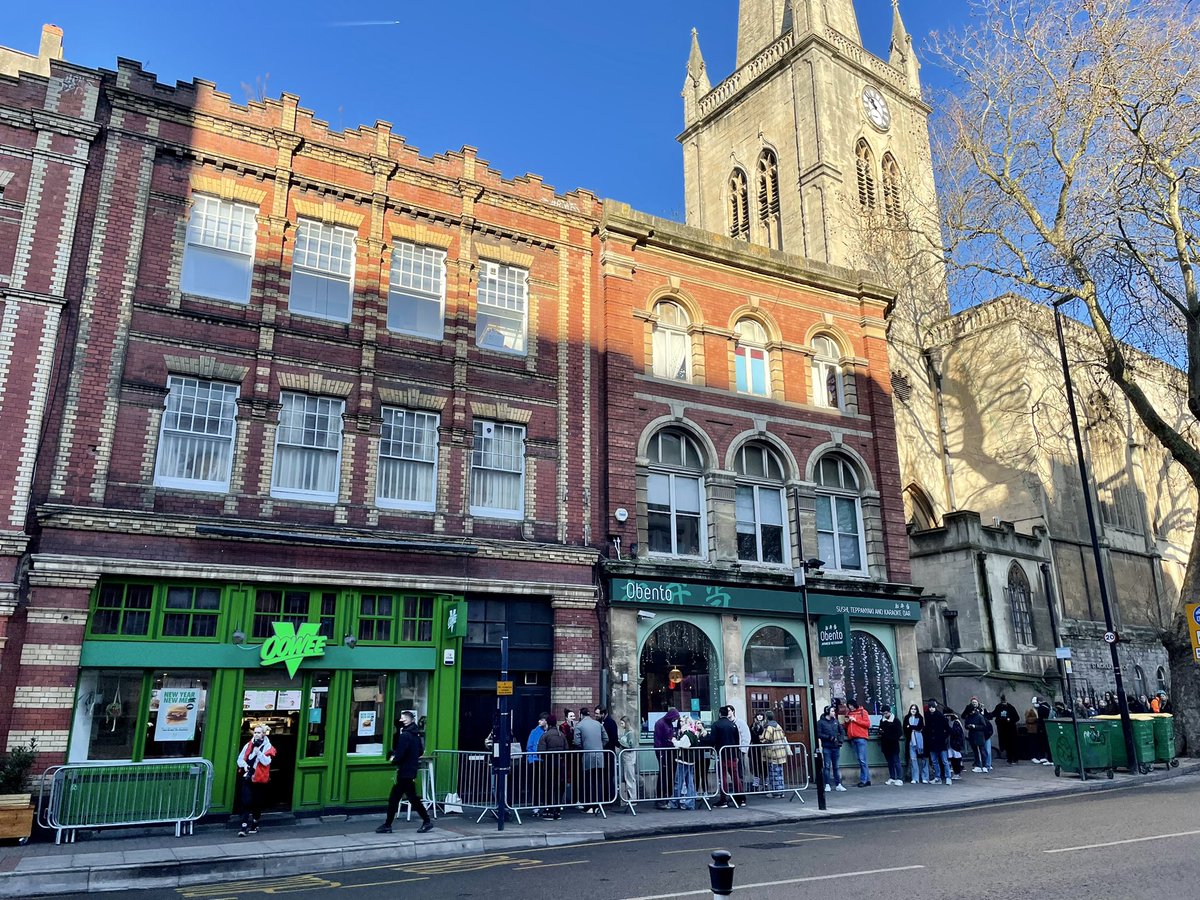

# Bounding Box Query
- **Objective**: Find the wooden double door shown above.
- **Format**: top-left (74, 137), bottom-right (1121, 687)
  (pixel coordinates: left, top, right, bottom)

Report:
top-left (747, 687), bottom-right (811, 745)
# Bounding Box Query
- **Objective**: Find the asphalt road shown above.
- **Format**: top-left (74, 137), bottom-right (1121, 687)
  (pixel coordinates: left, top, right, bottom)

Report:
top-left (51, 776), bottom-right (1200, 899)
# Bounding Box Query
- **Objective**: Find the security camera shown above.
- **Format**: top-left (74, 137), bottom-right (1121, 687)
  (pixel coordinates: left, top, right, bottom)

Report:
top-left (636, 610), bottom-right (657, 621)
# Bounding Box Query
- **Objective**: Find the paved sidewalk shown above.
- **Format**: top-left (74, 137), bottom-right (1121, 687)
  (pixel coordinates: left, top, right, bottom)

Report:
top-left (8, 758), bottom-right (1198, 897)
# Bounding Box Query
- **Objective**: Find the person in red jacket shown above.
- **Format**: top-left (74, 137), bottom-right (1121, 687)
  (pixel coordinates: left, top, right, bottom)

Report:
top-left (845, 699), bottom-right (872, 787)
top-left (235, 724), bottom-right (276, 836)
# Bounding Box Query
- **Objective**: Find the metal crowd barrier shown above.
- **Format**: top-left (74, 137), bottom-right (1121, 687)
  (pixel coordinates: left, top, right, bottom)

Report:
top-left (432, 750), bottom-right (498, 822)
top-left (38, 758), bottom-right (214, 844)
top-left (719, 741), bottom-right (809, 803)
top-left (505, 748), bottom-right (618, 823)
top-left (616, 746), bottom-right (720, 815)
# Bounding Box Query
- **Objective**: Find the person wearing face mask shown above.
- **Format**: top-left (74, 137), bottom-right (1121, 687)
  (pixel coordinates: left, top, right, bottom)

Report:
top-left (235, 724), bottom-right (276, 837)
top-left (904, 704), bottom-right (929, 783)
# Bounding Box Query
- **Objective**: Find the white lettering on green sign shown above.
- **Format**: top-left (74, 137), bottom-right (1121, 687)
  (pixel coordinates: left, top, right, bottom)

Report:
top-left (260, 622), bottom-right (327, 678)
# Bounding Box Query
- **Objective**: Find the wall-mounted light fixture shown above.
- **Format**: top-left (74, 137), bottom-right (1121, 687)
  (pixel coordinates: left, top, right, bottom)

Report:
top-left (232, 629), bottom-right (246, 645)
top-left (729, 673), bottom-right (740, 686)
top-left (907, 678), bottom-right (916, 690)
top-left (343, 633), bottom-right (358, 649)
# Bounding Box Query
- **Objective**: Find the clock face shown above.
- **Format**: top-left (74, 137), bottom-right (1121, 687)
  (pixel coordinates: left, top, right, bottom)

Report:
top-left (862, 86), bottom-right (892, 131)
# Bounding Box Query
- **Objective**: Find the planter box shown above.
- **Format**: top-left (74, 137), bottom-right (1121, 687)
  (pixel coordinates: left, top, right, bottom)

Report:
top-left (0, 794), bottom-right (30, 810)
top-left (0, 805), bottom-right (33, 844)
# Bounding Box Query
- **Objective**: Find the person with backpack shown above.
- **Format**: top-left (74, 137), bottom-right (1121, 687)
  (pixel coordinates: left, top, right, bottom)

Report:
top-left (760, 712), bottom-right (790, 797)
top-left (377, 710), bottom-right (433, 834)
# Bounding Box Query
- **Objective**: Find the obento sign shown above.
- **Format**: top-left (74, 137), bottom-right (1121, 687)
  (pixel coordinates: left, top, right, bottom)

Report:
top-left (818, 614), bottom-right (851, 658)
top-left (260, 621), bottom-right (328, 677)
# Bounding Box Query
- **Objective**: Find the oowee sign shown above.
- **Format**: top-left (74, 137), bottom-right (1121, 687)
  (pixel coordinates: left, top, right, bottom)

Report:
top-left (260, 621), bottom-right (328, 677)
top-left (817, 614), bottom-right (851, 658)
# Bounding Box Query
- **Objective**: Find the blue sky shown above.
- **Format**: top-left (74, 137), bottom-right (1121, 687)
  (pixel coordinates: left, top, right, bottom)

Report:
top-left (8, 2), bottom-right (969, 220)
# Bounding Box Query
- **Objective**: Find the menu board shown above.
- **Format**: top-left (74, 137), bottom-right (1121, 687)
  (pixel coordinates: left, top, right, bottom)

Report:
top-left (276, 690), bottom-right (302, 711)
top-left (358, 710), bottom-right (377, 737)
top-left (243, 690), bottom-right (278, 711)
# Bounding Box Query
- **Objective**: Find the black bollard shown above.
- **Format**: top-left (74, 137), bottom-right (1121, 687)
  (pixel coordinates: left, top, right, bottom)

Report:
top-left (709, 850), bottom-right (735, 898)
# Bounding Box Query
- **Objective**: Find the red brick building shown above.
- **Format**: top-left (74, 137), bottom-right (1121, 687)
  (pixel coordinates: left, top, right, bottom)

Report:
top-left (0, 18), bottom-right (923, 813)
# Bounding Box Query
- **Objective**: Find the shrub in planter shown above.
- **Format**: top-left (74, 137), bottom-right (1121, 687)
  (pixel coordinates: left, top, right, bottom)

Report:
top-left (0, 738), bottom-right (37, 795)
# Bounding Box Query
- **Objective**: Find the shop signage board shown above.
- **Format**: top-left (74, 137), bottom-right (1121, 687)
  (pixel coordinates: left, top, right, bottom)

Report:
top-left (496, 680), bottom-right (514, 696)
top-left (817, 614), bottom-right (852, 657)
top-left (154, 687), bottom-right (200, 741)
top-left (260, 621), bottom-right (328, 677)
top-left (612, 578), bottom-right (920, 622)
top-left (445, 600), bottom-right (468, 638)
top-left (1188, 603), bottom-right (1200, 662)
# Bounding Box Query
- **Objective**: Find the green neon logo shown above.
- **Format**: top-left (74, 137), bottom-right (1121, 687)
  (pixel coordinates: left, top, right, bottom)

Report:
top-left (259, 621), bottom-right (328, 677)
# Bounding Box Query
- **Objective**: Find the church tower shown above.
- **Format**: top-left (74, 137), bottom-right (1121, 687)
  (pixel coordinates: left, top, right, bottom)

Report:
top-left (680, 0), bottom-right (955, 525)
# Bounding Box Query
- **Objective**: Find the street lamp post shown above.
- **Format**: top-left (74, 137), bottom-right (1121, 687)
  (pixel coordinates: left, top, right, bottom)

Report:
top-left (1052, 298), bottom-right (1139, 774)
top-left (795, 558), bottom-right (827, 811)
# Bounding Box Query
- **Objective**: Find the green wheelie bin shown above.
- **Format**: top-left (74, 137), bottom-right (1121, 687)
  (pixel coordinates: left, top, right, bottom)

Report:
top-left (1045, 719), bottom-right (1113, 779)
top-left (1149, 714), bottom-right (1179, 769)
top-left (1096, 715), bottom-right (1157, 774)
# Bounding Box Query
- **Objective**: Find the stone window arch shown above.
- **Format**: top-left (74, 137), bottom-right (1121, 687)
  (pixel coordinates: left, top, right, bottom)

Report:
top-left (744, 625), bottom-right (805, 683)
top-left (1005, 563), bottom-right (1035, 646)
top-left (729, 168), bottom-right (750, 241)
top-left (651, 299), bottom-right (692, 382)
top-left (855, 139), bottom-right (877, 212)
top-left (813, 453), bottom-right (867, 574)
top-left (881, 152), bottom-right (902, 223)
top-left (757, 149), bottom-right (782, 250)
top-left (735, 443), bottom-right (789, 565)
top-left (646, 429), bottom-right (708, 559)
top-left (734, 318), bottom-right (771, 397)
top-left (811, 334), bottom-right (845, 410)
top-left (903, 483), bottom-right (938, 531)
top-left (641, 620), bottom-right (719, 718)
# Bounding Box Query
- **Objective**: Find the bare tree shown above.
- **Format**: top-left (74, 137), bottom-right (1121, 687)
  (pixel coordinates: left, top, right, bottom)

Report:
top-left (932, 0), bottom-right (1200, 750)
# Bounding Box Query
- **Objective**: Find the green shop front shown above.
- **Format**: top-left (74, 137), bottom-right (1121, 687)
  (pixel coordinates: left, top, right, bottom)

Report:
top-left (610, 577), bottom-right (925, 767)
top-left (68, 580), bottom-right (466, 815)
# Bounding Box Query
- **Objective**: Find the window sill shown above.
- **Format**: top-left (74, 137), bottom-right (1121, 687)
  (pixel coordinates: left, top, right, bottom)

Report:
top-left (154, 480), bottom-right (231, 495)
top-left (469, 508), bottom-right (525, 521)
top-left (376, 501), bottom-right (436, 513)
top-left (270, 490), bottom-right (340, 504)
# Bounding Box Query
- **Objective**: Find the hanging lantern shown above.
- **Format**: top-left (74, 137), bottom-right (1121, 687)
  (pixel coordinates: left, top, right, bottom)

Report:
top-left (668, 664), bottom-right (683, 688)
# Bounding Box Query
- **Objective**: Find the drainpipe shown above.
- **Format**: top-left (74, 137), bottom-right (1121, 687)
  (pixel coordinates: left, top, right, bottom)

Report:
top-left (976, 551), bottom-right (1001, 671)
top-left (1040, 562), bottom-right (1068, 698)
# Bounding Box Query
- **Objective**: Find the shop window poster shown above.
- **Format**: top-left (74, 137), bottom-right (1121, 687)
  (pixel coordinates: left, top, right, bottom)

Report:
top-left (358, 710), bottom-right (377, 737)
top-left (276, 690), bottom-right (302, 711)
top-left (155, 688), bottom-right (200, 741)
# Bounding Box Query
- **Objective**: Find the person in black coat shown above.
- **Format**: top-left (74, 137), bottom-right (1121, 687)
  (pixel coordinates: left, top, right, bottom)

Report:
top-left (711, 706), bottom-right (745, 807)
top-left (924, 699), bottom-right (953, 785)
top-left (903, 704), bottom-right (928, 783)
top-left (877, 705), bottom-right (904, 785)
top-left (991, 695), bottom-right (1021, 763)
top-left (377, 710), bottom-right (433, 834)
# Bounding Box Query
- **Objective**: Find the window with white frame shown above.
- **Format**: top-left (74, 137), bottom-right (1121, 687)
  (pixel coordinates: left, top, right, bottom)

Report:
top-left (652, 300), bottom-right (691, 381)
top-left (646, 430), bottom-right (706, 558)
top-left (180, 194), bottom-right (257, 303)
top-left (735, 319), bottom-right (770, 397)
top-left (289, 218), bottom-right (356, 322)
top-left (271, 392), bottom-right (345, 502)
top-left (476, 261), bottom-right (528, 355)
top-left (813, 454), bottom-right (867, 574)
top-left (154, 376), bottom-right (238, 491)
top-left (388, 242), bottom-right (446, 338)
top-left (470, 420), bottom-right (525, 518)
top-left (812, 335), bottom-right (845, 410)
top-left (735, 444), bottom-right (789, 565)
top-left (376, 408), bottom-right (439, 510)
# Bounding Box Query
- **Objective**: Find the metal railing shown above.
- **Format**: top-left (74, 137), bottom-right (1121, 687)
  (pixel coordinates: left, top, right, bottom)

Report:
top-left (617, 747), bottom-right (720, 815)
top-left (504, 748), bottom-right (618, 823)
top-left (38, 758), bottom-right (214, 844)
top-left (433, 750), bottom-right (497, 822)
top-left (718, 742), bottom-right (808, 803)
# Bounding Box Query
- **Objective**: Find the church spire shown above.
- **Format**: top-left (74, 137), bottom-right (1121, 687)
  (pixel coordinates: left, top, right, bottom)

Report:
top-left (682, 28), bottom-right (712, 126)
top-left (888, 0), bottom-right (922, 96)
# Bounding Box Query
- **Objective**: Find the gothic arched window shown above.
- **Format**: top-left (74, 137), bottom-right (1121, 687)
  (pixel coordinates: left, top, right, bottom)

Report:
top-left (855, 139), bottom-right (877, 212)
top-left (882, 152), bottom-right (902, 222)
top-left (1006, 563), bottom-right (1035, 646)
top-left (729, 168), bottom-right (750, 241)
top-left (757, 150), bottom-right (782, 250)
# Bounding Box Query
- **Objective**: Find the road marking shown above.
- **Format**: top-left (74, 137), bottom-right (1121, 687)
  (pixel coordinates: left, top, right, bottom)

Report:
top-left (178, 875), bottom-right (340, 896)
top-left (661, 847), bottom-right (715, 855)
top-left (784, 836), bottom-right (840, 844)
top-left (388, 854), bottom-right (543, 875)
top-left (520, 860), bottom-right (590, 870)
top-left (614, 864), bottom-right (925, 899)
top-left (1044, 829), bottom-right (1200, 854)
top-left (342, 877), bottom-right (430, 890)
top-left (606, 827), bottom-right (791, 846)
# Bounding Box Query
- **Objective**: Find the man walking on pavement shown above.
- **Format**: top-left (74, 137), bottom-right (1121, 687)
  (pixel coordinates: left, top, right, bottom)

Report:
top-left (377, 710), bottom-right (433, 834)
top-left (845, 698), bottom-right (872, 787)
